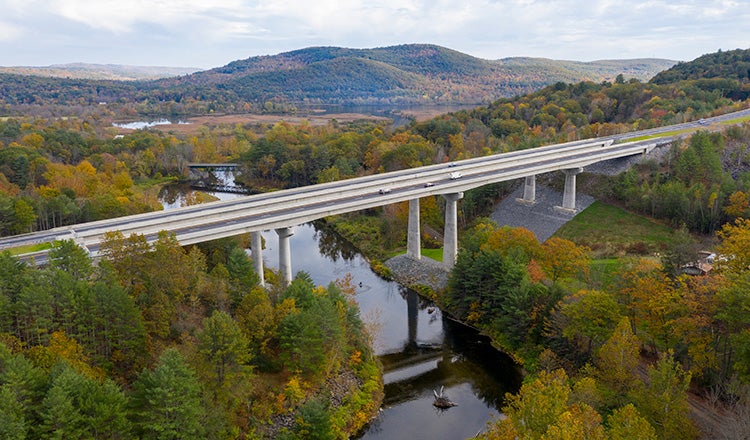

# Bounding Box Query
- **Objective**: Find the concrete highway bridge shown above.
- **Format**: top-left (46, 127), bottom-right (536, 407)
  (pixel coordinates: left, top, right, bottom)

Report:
top-left (2, 109), bottom-right (748, 285)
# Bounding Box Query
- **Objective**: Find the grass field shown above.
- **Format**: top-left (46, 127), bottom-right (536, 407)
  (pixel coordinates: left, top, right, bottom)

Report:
top-left (392, 247), bottom-right (443, 262)
top-left (622, 114), bottom-right (750, 142)
top-left (721, 114), bottom-right (750, 125)
top-left (554, 201), bottom-right (686, 258)
top-left (6, 242), bottom-right (51, 256)
top-left (420, 248), bottom-right (443, 262)
top-left (625, 127), bottom-right (694, 142)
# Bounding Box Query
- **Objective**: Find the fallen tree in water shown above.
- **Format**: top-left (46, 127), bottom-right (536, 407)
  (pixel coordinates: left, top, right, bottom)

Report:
top-left (433, 386), bottom-right (457, 409)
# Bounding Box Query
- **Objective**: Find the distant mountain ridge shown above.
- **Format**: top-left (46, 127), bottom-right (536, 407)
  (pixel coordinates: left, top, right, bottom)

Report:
top-left (0, 44), bottom-right (676, 109)
top-left (0, 63), bottom-right (200, 80)
top-left (152, 44), bottom-right (675, 105)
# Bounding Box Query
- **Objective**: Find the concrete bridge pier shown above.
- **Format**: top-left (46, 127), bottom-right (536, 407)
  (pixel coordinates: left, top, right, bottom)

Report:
top-left (517, 175), bottom-right (536, 204)
top-left (558, 167), bottom-right (583, 212)
top-left (442, 192), bottom-right (464, 269)
top-left (406, 198), bottom-right (421, 260)
top-left (250, 231), bottom-right (265, 286)
top-left (275, 227), bottom-right (295, 286)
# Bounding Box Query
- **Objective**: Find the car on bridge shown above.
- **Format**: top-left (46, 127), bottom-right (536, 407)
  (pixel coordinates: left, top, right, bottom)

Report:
top-left (378, 188), bottom-right (392, 194)
top-left (424, 182), bottom-right (435, 187)
top-left (449, 172), bottom-right (462, 180)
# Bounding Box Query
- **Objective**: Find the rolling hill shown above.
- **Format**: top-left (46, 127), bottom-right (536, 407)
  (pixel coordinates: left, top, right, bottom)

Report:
top-left (0, 44), bottom-right (676, 110)
top-left (149, 44), bottom-right (675, 105)
top-left (0, 63), bottom-right (199, 81)
top-left (651, 47), bottom-right (750, 84)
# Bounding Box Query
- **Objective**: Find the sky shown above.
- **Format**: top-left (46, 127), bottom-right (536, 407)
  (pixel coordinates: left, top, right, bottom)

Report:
top-left (2, 0), bottom-right (749, 69)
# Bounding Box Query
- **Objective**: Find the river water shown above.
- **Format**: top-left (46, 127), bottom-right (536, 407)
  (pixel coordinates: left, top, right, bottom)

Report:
top-left (160, 181), bottom-right (522, 440)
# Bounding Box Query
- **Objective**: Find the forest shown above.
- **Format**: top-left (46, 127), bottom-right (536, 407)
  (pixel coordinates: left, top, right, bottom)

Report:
top-left (0, 233), bottom-right (381, 438)
top-left (1, 48), bottom-right (750, 438)
top-left (445, 215), bottom-right (750, 439)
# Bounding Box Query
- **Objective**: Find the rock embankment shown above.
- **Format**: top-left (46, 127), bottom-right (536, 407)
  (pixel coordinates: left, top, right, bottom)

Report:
top-left (384, 254), bottom-right (450, 291)
top-left (489, 184), bottom-right (595, 243)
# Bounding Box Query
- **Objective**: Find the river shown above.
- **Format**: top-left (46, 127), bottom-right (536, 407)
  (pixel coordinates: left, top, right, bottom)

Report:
top-left (160, 181), bottom-right (522, 439)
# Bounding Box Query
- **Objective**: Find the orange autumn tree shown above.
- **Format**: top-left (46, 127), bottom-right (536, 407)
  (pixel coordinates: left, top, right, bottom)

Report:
top-left (538, 236), bottom-right (590, 283)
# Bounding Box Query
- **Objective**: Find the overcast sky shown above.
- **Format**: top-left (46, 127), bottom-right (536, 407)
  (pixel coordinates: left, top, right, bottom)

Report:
top-left (2, 0), bottom-right (749, 69)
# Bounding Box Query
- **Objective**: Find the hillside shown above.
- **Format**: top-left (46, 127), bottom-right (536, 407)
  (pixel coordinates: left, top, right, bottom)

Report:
top-left (0, 63), bottom-right (200, 80)
top-left (498, 57), bottom-right (677, 86)
top-left (0, 44), bottom-right (675, 112)
top-left (651, 48), bottom-right (750, 84)
top-left (151, 44), bottom-right (674, 105)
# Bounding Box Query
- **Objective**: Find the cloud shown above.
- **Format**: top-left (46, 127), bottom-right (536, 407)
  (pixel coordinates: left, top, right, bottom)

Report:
top-left (0, 20), bottom-right (22, 41)
top-left (0, 0), bottom-right (748, 66)
top-left (9, 0), bottom-right (247, 34)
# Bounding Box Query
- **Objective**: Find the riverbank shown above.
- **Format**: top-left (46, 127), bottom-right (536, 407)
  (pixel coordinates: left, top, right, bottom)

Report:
top-left (261, 365), bottom-right (383, 439)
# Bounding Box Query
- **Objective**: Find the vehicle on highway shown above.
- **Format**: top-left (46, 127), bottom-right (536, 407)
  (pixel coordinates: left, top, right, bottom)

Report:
top-left (449, 172), bottom-right (462, 180)
top-left (378, 188), bottom-right (392, 194)
top-left (424, 182), bottom-right (435, 187)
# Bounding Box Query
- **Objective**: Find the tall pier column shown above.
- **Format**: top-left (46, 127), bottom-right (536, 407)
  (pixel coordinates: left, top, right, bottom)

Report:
top-left (517, 175), bottom-right (536, 204)
top-left (250, 231), bottom-right (265, 287)
top-left (406, 198), bottom-right (421, 260)
top-left (275, 227), bottom-right (294, 286)
top-left (442, 192), bottom-right (464, 269)
top-left (559, 167), bottom-right (583, 212)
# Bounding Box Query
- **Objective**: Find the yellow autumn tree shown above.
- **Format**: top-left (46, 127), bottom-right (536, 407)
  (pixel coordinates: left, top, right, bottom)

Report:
top-left (501, 369), bottom-right (572, 436)
top-left (723, 191), bottom-right (749, 219)
top-left (606, 404), bottom-right (657, 440)
top-left (716, 217), bottom-right (750, 276)
top-left (541, 403), bottom-right (606, 440)
top-left (482, 225), bottom-right (541, 261)
top-left (595, 317), bottom-right (641, 407)
top-left (616, 258), bottom-right (679, 347)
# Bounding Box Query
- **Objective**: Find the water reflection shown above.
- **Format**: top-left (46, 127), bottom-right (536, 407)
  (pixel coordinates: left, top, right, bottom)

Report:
top-left (311, 222), bottom-right (359, 263)
top-left (113, 119), bottom-right (189, 129)
top-left (159, 170), bottom-right (242, 209)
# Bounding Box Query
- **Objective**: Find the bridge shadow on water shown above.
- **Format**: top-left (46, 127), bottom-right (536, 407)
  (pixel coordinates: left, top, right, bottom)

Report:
top-left (379, 289), bottom-right (522, 410)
